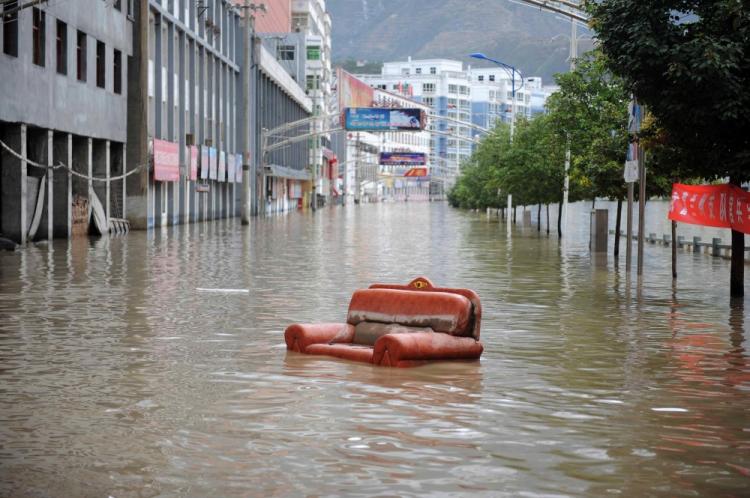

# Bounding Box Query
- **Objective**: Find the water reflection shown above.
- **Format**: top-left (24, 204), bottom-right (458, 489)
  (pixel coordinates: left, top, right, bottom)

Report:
top-left (0, 202), bottom-right (748, 497)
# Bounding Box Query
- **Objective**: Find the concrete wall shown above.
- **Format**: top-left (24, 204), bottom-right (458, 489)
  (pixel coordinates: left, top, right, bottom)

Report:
top-left (0, 1), bottom-right (132, 141)
top-left (252, 0), bottom-right (292, 33)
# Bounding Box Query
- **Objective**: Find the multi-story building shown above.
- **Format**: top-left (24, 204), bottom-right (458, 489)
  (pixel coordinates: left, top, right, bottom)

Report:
top-left (358, 58), bottom-right (552, 185)
top-left (358, 59), bottom-right (476, 182)
top-left (0, 0), bottom-right (133, 244)
top-left (372, 89), bottom-right (432, 201)
top-left (126, 0), bottom-right (243, 230)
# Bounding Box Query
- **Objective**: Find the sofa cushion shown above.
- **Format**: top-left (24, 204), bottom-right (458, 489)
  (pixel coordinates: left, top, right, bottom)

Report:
top-left (352, 321), bottom-right (433, 346)
top-left (346, 288), bottom-right (473, 336)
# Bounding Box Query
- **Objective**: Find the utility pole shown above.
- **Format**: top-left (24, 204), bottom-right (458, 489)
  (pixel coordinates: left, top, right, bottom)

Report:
top-left (240, 1), bottom-right (253, 225)
top-left (561, 19), bottom-right (577, 237)
top-left (354, 132), bottom-right (361, 204)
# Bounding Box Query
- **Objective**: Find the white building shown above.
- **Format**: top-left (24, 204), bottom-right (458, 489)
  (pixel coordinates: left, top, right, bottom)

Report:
top-left (357, 58), bottom-right (553, 184)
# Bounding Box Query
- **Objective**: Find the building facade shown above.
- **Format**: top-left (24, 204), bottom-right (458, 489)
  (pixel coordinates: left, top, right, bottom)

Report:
top-left (0, 0), bottom-right (133, 244)
top-left (126, 0), bottom-right (243, 230)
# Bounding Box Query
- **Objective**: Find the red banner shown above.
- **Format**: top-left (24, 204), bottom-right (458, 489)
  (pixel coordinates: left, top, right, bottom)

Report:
top-left (153, 139), bottom-right (180, 182)
top-left (188, 145), bottom-right (198, 181)
top-left (669, 183), bottom-right (750, 234)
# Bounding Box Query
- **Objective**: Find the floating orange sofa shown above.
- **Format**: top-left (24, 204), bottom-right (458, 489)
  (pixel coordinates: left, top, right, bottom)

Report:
top-left (284, 277), bottom-right (483, 367)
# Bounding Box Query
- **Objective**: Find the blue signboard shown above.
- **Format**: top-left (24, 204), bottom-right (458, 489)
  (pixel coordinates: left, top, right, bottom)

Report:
top-left (379, 152), bottom-right (428, 165)
top-left (344, 108), bottom-right (424, 131)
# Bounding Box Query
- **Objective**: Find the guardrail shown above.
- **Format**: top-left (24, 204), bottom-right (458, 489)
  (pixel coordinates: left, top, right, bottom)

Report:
top-left (609, 230), bottom-right (750, 259)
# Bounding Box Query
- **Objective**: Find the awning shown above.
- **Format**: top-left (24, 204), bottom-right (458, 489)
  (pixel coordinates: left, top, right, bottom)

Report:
top-left (265, 164), bottom-right (311, 181)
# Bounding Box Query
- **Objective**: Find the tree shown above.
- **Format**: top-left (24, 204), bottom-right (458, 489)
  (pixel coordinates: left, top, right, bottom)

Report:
top-left (588, 0), bottom-right (750, 296)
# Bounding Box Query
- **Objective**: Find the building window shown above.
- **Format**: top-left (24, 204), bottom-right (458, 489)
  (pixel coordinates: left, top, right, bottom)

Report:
top-left (306, 74), bottom-right (320, 91)
top-left (448, 84), bottom-right (458, 94)
top-left (430, 67), bottom-right (436, 75)
top-left (489, 75), bottom-right (495, 82)
top-left (415, 68), bottom-right (422, 74)
top-left (478, 75), bottom-right (484, 82)
top-left (32, 7), bottom-right (45, 67)
top-left (96, 40), bottom-right (105, 88)
top-left (306, 45), bottom-right (320, 61)
top-left (277, 45), bottom-right (295, 61)
top-left (76, 31), bottom-right (86, 81)
top-left (113, 49), bottom-right (122, 94)
top-left (56, 20), bottom-right (67, 75)
top-left (423, 83), bottom-right (435, 93)
top-left (2, 1), bottom-right (19, 57)
top-left (114, 0), bottom-right (121, 10)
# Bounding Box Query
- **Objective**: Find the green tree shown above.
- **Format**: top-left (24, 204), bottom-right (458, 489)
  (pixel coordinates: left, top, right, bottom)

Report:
top-left (588, 0), bottom-right (750, 296)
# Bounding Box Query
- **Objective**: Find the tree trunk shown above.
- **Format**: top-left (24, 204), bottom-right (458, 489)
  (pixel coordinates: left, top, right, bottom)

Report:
top-left (557, 198), bottom-right (563, 238)
top-left (730, 176), bottom-right (744, 297)
top-left (513, 207), bottom-right (517, 224)
top-left (546, 204), bottom-right (550, 235)
top-left (614, 198), bottom-right (622, 258)
top-left (592, 198), bottom-right (596, 209)
top-left (537, 204), bottom-right (541, 232)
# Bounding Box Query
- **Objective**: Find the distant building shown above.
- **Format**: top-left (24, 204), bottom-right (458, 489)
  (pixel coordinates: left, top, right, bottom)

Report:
top-left (357, 57), bottom-right (554, 183)
top-left (0, 0), bottom-right (133, 244)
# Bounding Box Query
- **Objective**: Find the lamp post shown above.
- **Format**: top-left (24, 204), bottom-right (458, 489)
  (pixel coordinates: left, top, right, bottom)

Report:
top-left (470, 53), bottom-right (523, 225)
top-left (469, 53), bottom-right (523, 140)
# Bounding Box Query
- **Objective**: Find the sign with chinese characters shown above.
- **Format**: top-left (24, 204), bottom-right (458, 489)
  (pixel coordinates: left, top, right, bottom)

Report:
top-left (343, 108), bottom-right (426, 131)
top-left (227, 154), bottom-right (236, 184)
top-left (404, 167), bottom-right (429, 177)
top-left (208, 147), bottom-right (217, 180)
top-left (188, 145), bottom-right (199, 181)
top-left (153, 139), bottom-right (180, 182)
top-left (200, 146), bottom-right (209, 180)
top-left (235, 155), bottom-right (243, 183)
top-left (669, 183), bottom-right (750, 234)
top-left (379, 152), bottom-right (427, 166)
top-left (218, 151), bottom-right (226, 182)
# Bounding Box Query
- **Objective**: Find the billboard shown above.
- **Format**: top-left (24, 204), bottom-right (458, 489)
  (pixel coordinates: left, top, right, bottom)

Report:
top-left (344, 108), bottom-right (425, 131)
top-left (337, 68), bottom-right (374, 109)
top-left (404, 167), bottom-right (429, 177)
top-left (379, 152), bottom-right (427, 166)
top-left (153, 139), bottom-right (180, 182)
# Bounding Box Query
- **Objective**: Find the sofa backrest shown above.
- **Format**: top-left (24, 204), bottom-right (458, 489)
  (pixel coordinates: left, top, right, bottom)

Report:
top-left (368, 277), bottom-right (482, 340)
top-left (346, 287), bottom-right (474, 337)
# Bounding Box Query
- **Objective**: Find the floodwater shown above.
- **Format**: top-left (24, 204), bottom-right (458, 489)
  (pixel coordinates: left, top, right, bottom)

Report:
top-left (0, 202), bottom-right (748, 497)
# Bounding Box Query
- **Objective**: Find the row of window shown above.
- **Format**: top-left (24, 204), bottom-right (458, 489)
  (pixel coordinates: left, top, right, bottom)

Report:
top-left (277, 44), bottom-right (323, 62)
top-left (2, 6), bottom-right (123, 94)
top-left (402, 66), bottom-right (438, 76)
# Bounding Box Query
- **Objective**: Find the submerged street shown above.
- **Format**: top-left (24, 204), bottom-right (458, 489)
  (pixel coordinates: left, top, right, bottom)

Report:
top-left (0, 202), bottom-right (748, 497)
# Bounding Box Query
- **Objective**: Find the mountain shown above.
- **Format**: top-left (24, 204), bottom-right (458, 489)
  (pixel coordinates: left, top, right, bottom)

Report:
top-left (326, 0), bottom-right (594, 83)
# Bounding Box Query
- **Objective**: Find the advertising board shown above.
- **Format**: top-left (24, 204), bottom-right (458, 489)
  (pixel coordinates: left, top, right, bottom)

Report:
top-left (379, 152), bottom-right (427, 166)
top-left (344, 108), bottom-right (425, 131)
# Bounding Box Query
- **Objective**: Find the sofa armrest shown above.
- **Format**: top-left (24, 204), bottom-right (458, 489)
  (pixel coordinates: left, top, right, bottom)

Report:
top-left (372, 332), bottom-right (483, 367)
top-left (285, 323), bottom-right (354, 353)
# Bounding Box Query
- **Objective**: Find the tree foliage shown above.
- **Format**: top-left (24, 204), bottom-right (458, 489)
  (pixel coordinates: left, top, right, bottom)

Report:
top-left (587, 0), bottom-right (750, 182)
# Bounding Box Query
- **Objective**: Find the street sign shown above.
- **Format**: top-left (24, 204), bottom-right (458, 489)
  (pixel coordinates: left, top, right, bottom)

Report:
top-left (624, 160), bottom-right (639, 183)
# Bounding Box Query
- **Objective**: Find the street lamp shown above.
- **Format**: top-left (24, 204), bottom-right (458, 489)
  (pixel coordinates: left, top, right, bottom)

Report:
top-left (469, 53), bottom-right (524, 140)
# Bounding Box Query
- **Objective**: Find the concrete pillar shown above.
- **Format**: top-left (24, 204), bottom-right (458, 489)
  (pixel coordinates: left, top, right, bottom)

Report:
top-left (46, 130), bottom-right (53, 239)
top-left (590, 209), bottom-right (609, 253)
top-left (52, 133), bottom-right (72, 238)
top-left (106, 141), bottom-right (111, 223)
top-left (0, 124), bottom-right (27, 244)
top-left (87, 138), bottom-right (93, 220)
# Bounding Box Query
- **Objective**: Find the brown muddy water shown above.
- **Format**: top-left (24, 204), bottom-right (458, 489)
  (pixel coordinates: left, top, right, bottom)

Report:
top-left (0, 202), bottom-right (748, 497)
